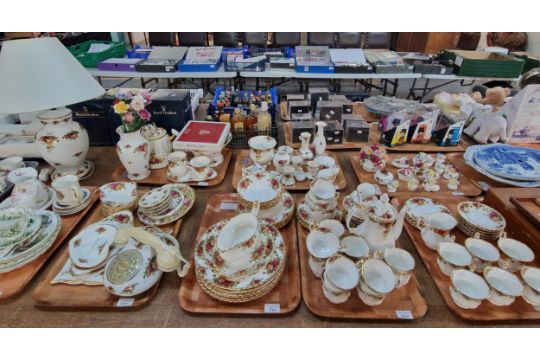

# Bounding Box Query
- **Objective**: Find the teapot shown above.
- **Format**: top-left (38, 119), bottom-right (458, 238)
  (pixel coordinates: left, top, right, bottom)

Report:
top-left (346, 197), bottom-right (407, 252)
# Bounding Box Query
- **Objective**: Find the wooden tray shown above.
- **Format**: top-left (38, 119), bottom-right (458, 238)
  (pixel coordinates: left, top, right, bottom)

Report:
top-left (178, 193), bottom-right (301, 315)
top-left (510, 197), bottom-right (540, 230)
top-left (370, 126), bottom-right (467, 153)
top-left (232, 149), bottom-right (347, 191)
top-left (393, 195), bottom-right (540, 322)
top-left (0, 187), bottom-right (98, 302)
top-left (111, 148), bottom-right (232, 187)
top-left (283, 122), bottom-right (370, 150)
top-left (298, 225), bottom-right (428, 320)
top-left (32, 186), bottom-right (183, 310)
top-left (350, 153), bottom-right (482, 197)
top-left (446, 152), bottom-right (511, 191)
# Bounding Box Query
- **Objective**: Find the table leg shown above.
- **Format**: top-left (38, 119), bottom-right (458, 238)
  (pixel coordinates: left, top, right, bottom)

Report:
top-left (392, 79), bottom-right (399, 97)
top-left (420, 78), bottom-right (430, 102)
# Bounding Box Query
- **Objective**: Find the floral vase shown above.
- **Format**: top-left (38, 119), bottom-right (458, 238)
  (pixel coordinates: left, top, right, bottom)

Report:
top-left (35, 108), bottom-right (90, 178)
top-left (116, 127), bottom-right (151, 180)
top-left (298, 132), bottom-right (314, 161)
top-left (313, 121), bottom-right (327, 156)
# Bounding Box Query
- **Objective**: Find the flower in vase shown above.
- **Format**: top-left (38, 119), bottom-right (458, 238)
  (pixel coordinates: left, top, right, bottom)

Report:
top-left (138, 108), bottom-right (151, 121)
top-left (113, 101), bottom-right (130, 114)
top-left (123, 111), bottom-right (134, 124)
top-left (130, 95), bottom-right (146, 112)
top-left (140, 91), bottom-right (152, 103)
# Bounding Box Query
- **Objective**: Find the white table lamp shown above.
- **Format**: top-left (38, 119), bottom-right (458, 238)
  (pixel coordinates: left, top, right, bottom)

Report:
top-left (0, 37), bottom-right (105, 179)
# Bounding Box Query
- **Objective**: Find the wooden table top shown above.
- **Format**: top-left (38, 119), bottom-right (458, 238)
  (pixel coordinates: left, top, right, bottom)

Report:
top-left (1, 146), bottom-right (538, 327)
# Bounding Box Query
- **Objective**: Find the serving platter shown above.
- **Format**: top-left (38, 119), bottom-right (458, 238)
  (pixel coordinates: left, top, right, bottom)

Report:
top-left (473, 144), bottom-right (540, 182)
top-left (297, 224), bottom-right (428, 320)
top-left (178, 193), bottom-right (301, 315)
top-left (350, 153), bottom-right (482, 197)
top-left (111, 148), bottom-right (232, 187)
top-left (369, 126), bottom-right (467, 153)
top-left (232, 150), bottom-right (347, 191)
top-left (393, 195), bottom-right (540, 321)
top-left (32, 186), bottom-right (183, 310)
top-left (0, 186), bottom-right (98, 302)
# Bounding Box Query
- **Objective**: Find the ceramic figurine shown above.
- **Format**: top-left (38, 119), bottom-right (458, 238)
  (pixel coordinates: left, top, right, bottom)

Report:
top-left (387, 180), bottom-right (399, 193)
top-left (423, 178), bottom-right (440, 192)
top-left (313, 121), bottom-right (327, 156)
top-left (281, 165), bottom-right (296, 186)
top-left (35, 108), bottom-right (91, 180)
top-left (359, 144), bottom-right (387, 172)
top-left (447, 178), bottom-right (459, 190)
top-left (407, 178), bottom-right (419, 191)
top-left (299, 132), bottom-right (314, 162)
top-left (464, 110), bottom-right (508, 144)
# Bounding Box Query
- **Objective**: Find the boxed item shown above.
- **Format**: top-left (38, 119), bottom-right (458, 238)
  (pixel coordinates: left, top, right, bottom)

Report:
top-left (399, 52), bottom-right (453, 75)
top-left (308, 87), bottom-right (330, 113)
top-left (287, 94), bottom-right (305, 101)
top-left (295, 46), bottom-right (335, 73)
top-left (323, 121), bottom-right (344, 145)
top-left (270, 57), bottom-right (295, 69)
top-left (97, 58), bottom-right (143, 72)
top-left (330, 48), bottom-right (373, 73)
top-left (173, 120), bottom-right (231, 152)
top-left (291, 120), bottom-right (315, 143)
top-left (380, 120), bottom-right (411, 147)
top-left (135, 46), bottom-right (188, 73)
top-left (291, 113), bottom-right (312, 121)
top-left (344, 115), bottom-right (370, 143)
top-left (431, 116), bottom-right (465, 146)
top-left (179, 46), bottom-right (223, 72)
top-left (439, 50), bottom-right (524, 78)
top-left (107, 89), bottom-right (192, 143)
top-left (502, 85), bottom-right (540, 143)
top-left (288, 100), bottom-right (310, 116)
top-left (365, 50), bottom-right (413, 74)
top-left (67, 99), bottom-right (115, 146)
top-left (319, 101), bottom-right (343, 123)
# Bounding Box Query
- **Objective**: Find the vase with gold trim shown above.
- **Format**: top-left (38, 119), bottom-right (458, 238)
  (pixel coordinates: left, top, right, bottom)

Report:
top-left (116, 127), bottom-right (151, 180)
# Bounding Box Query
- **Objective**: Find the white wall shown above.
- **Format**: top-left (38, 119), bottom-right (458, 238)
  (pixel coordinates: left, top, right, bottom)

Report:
top-left (527, 32), bottom-right (540, 54)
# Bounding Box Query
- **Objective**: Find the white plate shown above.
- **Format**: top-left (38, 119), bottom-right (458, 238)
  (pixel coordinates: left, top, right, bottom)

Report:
top-left (137, 184), bottom-right (195, 226)
top-left (69, 223), bottom-right (117, 269)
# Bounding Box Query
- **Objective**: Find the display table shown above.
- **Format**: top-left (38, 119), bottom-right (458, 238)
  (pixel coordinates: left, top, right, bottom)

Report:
top-left (1, 147), bottom-right (538, 327)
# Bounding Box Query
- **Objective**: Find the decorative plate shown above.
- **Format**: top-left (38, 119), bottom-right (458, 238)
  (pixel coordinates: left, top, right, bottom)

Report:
top-left (68, 223), bottom-right (117, 269)
top-left (237, 172), bottom-right (282, 203)
top-left (405, 197), bottom-right (450, 229)
top-left (99, 182), bottom-right (137, 206)
top-left (194, 219), bottom-right (285, 291)
top-left (137, 184), bottom-right (195, 226)
top-left (473, 144), bottom-right (540, 182)
top-left (296, 198), bottom-right (342, 230)
top-left (238, 191), bottom-right (295, 229)
top-left (457, 202), bottom-right (506, 231)
top-left (139, 186), bottom-right (171, 209)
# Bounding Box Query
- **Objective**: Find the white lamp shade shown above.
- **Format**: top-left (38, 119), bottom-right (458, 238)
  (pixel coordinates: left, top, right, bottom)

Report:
top-left (0, 37), bottom-right (105, 114)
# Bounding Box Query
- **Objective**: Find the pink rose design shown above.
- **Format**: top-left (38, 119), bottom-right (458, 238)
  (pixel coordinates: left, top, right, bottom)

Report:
top-left (123, 112), bottom-right (134, 124)
top-left (138, 108), bottom-right (151, 121)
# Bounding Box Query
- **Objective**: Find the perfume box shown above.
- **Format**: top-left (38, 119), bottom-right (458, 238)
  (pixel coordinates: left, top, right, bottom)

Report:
top-left (319, 101), bottom-right (343, 123)
top-left (173, 120), bottom-right (231, 152)
top-left (288, 100), bottom-right (310, 116)
top-left (323, 121), bottom-right (344, 145)
top-left (291, 120), bottom-right (315, 143)
top-left (97, 58), bottom-right (143, 72)
top-left (344, 115), bottom-right (369, 143)
top-left (308, 87), bottom-right (330, 113)
top-left (291, 113), bottom-right (312, 121)
top-left (380, 120), bottom-right (411, 147)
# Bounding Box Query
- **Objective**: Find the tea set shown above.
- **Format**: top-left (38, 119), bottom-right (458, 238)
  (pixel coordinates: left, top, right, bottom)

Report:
top-left (194, 205), bottom-right (286, 303)
top-left (167, 151), bottom-right (217, 183)
top-left (51, 174), bottom-right (93, 216)
top-left (1, 167), bottom-right (55, 211)
top-left (237, 172), bottom-right (294, 229)
top-left (306, 220), bottom-right (415, 305)
top-left (246, 135), bottom-right (340, 188)
top-left (296, 179), bottom-right (342, 230)
top-left (99, 181), bottom-right (139, 216)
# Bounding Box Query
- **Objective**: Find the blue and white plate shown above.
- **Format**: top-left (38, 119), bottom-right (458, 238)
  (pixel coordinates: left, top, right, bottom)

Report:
top-left (473, 144), bottom-right (540, 182)
top-left (464, 145), bottom-right (540, 187)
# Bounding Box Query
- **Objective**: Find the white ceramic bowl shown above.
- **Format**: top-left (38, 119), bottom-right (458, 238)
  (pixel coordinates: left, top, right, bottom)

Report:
top-left (465, 237), bottom-right (500, 262)
top-left (360, 258), bottom-right (396, 295)
top-left (521, 266), bottom-right (540, 293)
top-left (384, 247), bottom-right (415, 273)
top-left (484, 266), bottom-right (524, 297)
top-left (438, 242), bottom-right (472, 267)
top-left (325, 255), bottom-right (360, 291)
top-left (341, 236), bottom-right (369, 259)
top-left (310, 179), bottom-right (336, 200)
top-left (319, 219), bottom-right (345, 238)
top-left (451, 269), bottom-right (490, 301)
top-left (427, 212), bottom-right (457, 232)
top-left (306, 230), bottom-right (340, 259)
top-left (497, 237), bottom-right (535, 263)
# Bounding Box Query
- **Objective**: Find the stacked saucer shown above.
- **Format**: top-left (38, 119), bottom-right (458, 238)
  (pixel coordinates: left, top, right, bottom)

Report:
top-left (137, 184), bottom-right (195, 226)
top-left (0, 207), bottom-right (61, 273)
top-left (296, 179), bottom-right (342, 230)
top-left (456, 201), bottom-right (506, 241)
top-left (237, 172), bottom-right (294, 229)
top-left (99, 182), bottom-right (138, 216)
top-left (52, 188), bottom-right (92, 216)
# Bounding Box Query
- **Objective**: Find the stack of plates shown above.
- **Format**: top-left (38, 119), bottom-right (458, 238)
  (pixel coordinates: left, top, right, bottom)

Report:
top-left (136, 184), bottom-right (195, 226)
top-left (52, 188), bottom-right (92, 216)
top-left (194, 219), bottom-right (286, 303)
top-left (99, 182), bottom-right (139, 216)
top-left (456, 201), bottom-right (506, 241)
top-left (464, 144), bottom-right (540, 187)
top-left (404, 197), bottom-right (450, 230)
top-left (0, 209), bottom-right (61, 273)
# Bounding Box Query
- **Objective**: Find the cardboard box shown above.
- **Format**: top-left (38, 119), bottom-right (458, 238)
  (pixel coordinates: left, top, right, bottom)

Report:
top-left (344, 116), bottom-right (370, 143)
top-left (288, 100), bottom-right (310, 115)
top-left (431, 117), bottom-right (465, 146)
top-left (308, 87), bottom-right (330, 114)
top-left (502, 85), bottom-right (540, 144)
top-left (323, 121), bottom-right (344, 145)
top-left (380, 120), bottom-right (411, 147)
top-left (291, 121), bottom-right (315, 143)
top-left (173, 120), bottom-right (230, 152)
top-left (319, 101), bottom-right (343, 123)
top-left (67, 99), bottom-right (115, 146)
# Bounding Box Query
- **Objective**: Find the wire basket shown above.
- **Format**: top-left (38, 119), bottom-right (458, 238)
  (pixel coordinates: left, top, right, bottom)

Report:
top-left (227, 126), bottom-right (279, 149)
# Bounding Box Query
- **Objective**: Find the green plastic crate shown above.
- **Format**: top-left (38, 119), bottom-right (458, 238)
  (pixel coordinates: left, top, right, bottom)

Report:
top-left (512, 52), bottom-right (540, 74)
top-left (440, 50), bottom-right (524, 78)
top-left (68, 40), bottom-right (126, 68)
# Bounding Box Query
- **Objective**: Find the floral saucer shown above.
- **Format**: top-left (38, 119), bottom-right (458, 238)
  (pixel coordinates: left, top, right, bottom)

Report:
top-left (374, 170), bottom-right (394, 185)
top-left (238, 191), bottom-right (295, 229)
top-left (391, 156), bottom-right (410, 169)
top-left (168, 167), bottom-right (217, 183)
top-left (405, 197), bottom-right (450, 230)
top-left (137, 184), bottom-right (195, 226)
top-left (457, 202), bottom-right (506, 231)
top-left (296, 198), bottom-right (342, 230)
top-left (51, 160), bottom-right (94, 181)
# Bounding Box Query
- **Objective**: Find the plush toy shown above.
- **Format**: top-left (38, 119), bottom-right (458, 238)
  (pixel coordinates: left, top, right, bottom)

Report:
top-left (464, 110), bottom-right (508, 144)
top-left (470, 87), bottom-right (511, 108)
top-left (433, 92), bottom-right (477, 121)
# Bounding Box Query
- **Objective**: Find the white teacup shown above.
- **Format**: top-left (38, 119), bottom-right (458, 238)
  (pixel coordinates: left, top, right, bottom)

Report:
top-left (325, 255), bottom-right (360, 292)
top-left (450, 269), bottom-right (490, 309)
top-left (383, 247), bottom-right (415, 288)
top-left (521, 266), bottom-right (540, 311)
top-left (52, 174), bottom-right (83, 206)
top-left (9, 167), bottom-right (48, 209)
top-left (167, 152), bottom-right (190, 180)
top-left (318, 219), bottom-right (345, 238)
top-left (497, 236), bottom-right (535, 272)
top-left (465, 236), bottom-right (500, 273)
top-left (357, 258), bottom-right (396, 306)
top-left (437, 242), bottom-right (472, 276)
top-left (419, 212), bottom-right (457, 250)
top-left (341, 235), bottom-right (369, 260)
top-left (483, 266), bottom-right (524, 306)
top-left (189, 156), bottom-right (211, 173)
top-left (306, 230), bottom-right (340, 262)
top-left (0, 156), bottom-right (24, 172)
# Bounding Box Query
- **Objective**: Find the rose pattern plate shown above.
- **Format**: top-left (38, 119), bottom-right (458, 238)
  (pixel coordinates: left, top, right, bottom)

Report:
top-left (238, 191), bottom-right (295, 229)
top-left (137, 184), bottom-right (195, 226)
top-left (405, 197), bottom-right (450, 229)
top-left (457, 201), bottom-right (506, 231)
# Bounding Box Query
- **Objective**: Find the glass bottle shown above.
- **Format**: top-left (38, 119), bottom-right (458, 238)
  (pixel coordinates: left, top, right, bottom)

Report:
top-left (231, 108), bottom-right (246, 131)
top-left (245, 104), bottom-right (258, 131)
top-left (257, 102), bottom-right (272, 132)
